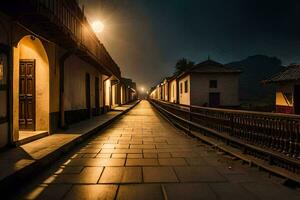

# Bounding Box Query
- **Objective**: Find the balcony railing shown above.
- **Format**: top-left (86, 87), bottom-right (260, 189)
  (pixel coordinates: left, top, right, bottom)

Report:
top-left (35, 0), bottom-right (120, 77)
top-left (2, 0), bottom-right (121, 77)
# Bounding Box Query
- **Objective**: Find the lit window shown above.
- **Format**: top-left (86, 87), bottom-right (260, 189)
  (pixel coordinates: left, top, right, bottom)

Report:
top-left (209, 80), bottom-right (217, 88)
top-left (184, 80), bottom-right (188, 93)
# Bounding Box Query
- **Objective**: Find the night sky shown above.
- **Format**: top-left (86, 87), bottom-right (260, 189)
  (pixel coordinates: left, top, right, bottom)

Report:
top-left (79, 0), bottom-right (300, 90)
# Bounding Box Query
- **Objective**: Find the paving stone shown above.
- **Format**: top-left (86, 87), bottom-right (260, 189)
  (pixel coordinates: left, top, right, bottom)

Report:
top-left (55, 166), bottom-right (83, 174)
top-left (171, 152), bottom-right (199, 158)
top-left (158, 152), bottom-right (171, 158)
top-left (127, 154), bottom-right (143, 158)
top-left (143, 153), bottom-right (158, 158)
top-left (119, 140), bottom-right (143, 144)
top-left (78, 148), bottom-right (101, 154)
top-left (164, 183), bottom-right (217, 200)
top-left (102, 144), bottom-right (117, 149)
top-left (158, 158), bottom-right (187, 166)
top-left (241, 182), bottom-right (300, 200)
top-left (126, 159), bottom-right (159, 166)
top-left (81, 153), bottom-right (97, 158)
top-left (96, 153), bottom-right (111, 158)
top-left (101, 148), bottom-right (142, 154)
top-left (209, 182), bottom-right (257, 200)
top-left (23, 184), bottom-right (72, 200)
top-left (111, 153), bottom-right (127, 158)
top-left (66, 158), bottom-right (125, 167)
top-left (64, 185), bottom-right (118, 200)
top-left (185, 158), bottom-right (208, 166)
top-left (47, 167), bottom-right (103, 184)
top-left (174, 166), bottom-right (227, 182)
top-left (143, 167), bottom-right (178, 182)
top-left (130, 144), bottom-right (156, 149)
top-left (99, 167), bottom-right (142, 183)
top-left (117, 184), bottom-right (164, 200)
top-left (10, 101), bottom-right (300, 199)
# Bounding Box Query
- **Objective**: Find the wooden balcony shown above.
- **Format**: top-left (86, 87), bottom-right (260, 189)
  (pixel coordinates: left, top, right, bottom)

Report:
top-left (1, 0), bottom-right (121, 78)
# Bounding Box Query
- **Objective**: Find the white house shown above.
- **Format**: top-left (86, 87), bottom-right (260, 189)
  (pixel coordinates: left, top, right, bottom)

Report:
top-left (176, 59), bottom-right (241, 107)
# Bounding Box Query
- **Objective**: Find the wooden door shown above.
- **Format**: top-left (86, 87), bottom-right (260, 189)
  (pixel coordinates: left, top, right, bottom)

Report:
top-left (86, 73), bottom-right (91, 118)
top-left (209, 92), bottom-right (220, 107)
top-left (19, 60), bottom-right (35, 130)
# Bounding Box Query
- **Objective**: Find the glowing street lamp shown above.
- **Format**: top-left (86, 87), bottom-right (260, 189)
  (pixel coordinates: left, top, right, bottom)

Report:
top-left (92, 20), bottom-right (104, 33)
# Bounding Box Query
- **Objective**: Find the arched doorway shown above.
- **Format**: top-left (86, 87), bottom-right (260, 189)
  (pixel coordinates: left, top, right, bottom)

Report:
top-left (12, 35), bottom-right (50, 142)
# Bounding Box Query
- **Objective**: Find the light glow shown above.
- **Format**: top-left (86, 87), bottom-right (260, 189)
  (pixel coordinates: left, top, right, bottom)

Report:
top-left (92, 21), bottom-right (104, 33)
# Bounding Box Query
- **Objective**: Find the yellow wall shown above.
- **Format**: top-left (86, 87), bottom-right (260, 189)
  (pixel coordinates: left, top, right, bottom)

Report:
top-left (169, 79), bottom-right (177, 103)
top-left (104, 78), bottom-right (111, 106)
top-left (179, 75), bottom-right (190, 105)
top-left (64, 55), bottom-right (103, 111)
top-left (112, 84), bottom-right (116, 107)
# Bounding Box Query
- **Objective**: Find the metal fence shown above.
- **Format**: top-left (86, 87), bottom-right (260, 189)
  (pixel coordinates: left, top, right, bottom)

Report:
top-left (150, 99), bottom-right (300, 175)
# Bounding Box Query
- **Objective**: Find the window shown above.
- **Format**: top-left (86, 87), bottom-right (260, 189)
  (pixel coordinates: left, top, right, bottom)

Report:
top-left (184, 80), bottom-right (188, 93)
top-left (209, 80), bottom-right (218, 88)
top-left (180, 82), bottom-right (183, 94)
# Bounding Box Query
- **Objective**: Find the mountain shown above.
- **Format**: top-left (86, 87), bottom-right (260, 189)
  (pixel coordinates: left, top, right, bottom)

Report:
top-left (227, 55), bottom-right (284, 104)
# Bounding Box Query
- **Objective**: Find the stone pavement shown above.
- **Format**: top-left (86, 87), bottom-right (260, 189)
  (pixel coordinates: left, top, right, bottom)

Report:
top-left (12, 101), bottom-right (300, 199)
top-left (0, 102), bottom-right (138, 192)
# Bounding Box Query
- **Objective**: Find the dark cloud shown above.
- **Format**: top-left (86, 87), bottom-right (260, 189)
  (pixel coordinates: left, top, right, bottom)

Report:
top-left (80, 0), bottom-right (300, 89)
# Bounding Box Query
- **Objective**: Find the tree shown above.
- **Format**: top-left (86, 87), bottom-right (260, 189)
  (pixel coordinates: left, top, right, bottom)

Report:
top-left (174, 58), bottom-right (194, 74)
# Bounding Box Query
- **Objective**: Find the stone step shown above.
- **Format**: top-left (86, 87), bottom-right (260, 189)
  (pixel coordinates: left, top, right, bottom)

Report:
top-left (16, 131), bottom-right (49, 146)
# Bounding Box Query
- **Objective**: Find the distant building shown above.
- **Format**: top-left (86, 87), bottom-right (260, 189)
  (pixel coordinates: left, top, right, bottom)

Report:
top-left (150, 59), bottom-right (241, 107)
top-left (263, 64), bottom-right (300, 114)
top-left (168, 75), bottom-right (178, 103)
top-left (177, 59), bottom-right (241, 106)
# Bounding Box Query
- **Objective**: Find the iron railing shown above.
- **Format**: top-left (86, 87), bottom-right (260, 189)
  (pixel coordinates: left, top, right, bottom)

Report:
top-left (150, 99), bottom-right (300, 175)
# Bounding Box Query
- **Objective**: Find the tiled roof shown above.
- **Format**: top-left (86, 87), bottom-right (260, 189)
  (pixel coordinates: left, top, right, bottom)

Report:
top-left (264, 64), bottom-right (300, 83)
top-left (189, 59), bottom-right (241, 73)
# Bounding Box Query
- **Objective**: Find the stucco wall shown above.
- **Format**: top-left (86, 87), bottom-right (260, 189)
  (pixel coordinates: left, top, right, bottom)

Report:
top-left (190, 73), bottom-right (240, 106)
top-left (104, 77), bottom-right (111, 106)
top-left (164, 82), bottom-right (168, 101)
top-left (169, 79), bottom-right (177, 103)
top-left (111, 84), bottom-right (118, 107)
top-left (179, 75), bottom-right (190, 105)
top-left (64, 55), bottom-right (102, 111)
top-left (0, 14), bottom-right (10, 147)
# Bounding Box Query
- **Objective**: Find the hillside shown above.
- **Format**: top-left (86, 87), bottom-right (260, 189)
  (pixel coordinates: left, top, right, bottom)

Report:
top-left (227, 55), bottom-right (284, 106)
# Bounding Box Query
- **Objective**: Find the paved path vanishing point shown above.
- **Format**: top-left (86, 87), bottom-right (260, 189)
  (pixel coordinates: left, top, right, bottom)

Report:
top-left (13, 100), bottom-right (300, 200)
